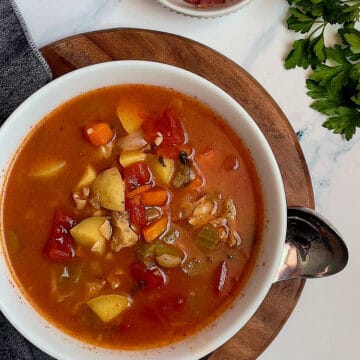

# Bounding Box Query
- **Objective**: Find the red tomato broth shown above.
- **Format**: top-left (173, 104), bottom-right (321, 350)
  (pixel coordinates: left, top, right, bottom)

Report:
top-left (1, 84), bottom-right (264, 349)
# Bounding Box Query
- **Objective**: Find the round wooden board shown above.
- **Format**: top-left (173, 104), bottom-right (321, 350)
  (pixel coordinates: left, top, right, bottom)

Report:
top-left (41, 28), bottom-right (314, 360)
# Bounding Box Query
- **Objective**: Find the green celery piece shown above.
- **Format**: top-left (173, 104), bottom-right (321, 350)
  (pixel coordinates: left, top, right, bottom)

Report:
top-left (137, 241), bottom-right (182, 266)
top-left (137, 243), bottom-right (157, 267)
top-left (196, 224), bottom-right (219, 251)
top-left (154, 242), bottom-right (182, 258)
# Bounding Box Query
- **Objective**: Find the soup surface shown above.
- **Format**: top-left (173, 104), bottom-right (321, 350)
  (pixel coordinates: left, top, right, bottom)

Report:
top-left (1, 85), bottom-right (264, 349)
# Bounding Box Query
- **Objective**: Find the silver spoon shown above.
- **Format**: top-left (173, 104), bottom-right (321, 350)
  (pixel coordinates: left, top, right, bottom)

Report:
top-left (274, 207), bottom-right (348, 282)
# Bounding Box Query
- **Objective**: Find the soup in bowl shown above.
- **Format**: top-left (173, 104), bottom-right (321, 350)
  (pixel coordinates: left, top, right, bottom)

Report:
top-left (0, 61), bottom-right (286, 359)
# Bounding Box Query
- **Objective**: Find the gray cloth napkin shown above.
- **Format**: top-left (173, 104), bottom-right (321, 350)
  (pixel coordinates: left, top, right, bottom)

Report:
top-left (0, 0), bottom-right (53, 359)
top-left (0, 0), bottom-right (52, 123)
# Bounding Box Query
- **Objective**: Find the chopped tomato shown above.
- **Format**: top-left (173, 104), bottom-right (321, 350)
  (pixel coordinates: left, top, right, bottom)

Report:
top-left (130, 262), bottom-right (166, 290)
top-left (213, 260), bottom-right (228, 295)
top-left (125, 195), bottom-right (146, 226)
top-left (142, 106), bottom-right (186, 150)
top-left (44, 210), bottom-right (76, 262)
top-left (123, 162), bottom-right (152, 191)
top-left (155, 145), bottom-right (180, 160)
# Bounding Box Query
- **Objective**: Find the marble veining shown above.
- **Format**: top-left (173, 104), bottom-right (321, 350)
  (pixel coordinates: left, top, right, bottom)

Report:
top-left (10, 0), bottom-right (360, 359)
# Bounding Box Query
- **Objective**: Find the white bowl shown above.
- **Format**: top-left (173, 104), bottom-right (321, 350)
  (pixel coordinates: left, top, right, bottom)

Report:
top-left (158, 0), bottom-right (252, 18)
top-left (0, 61), bottom-right (286, 360)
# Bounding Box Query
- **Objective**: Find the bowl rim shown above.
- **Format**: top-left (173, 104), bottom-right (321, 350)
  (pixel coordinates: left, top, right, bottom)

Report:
top-left (0, 60), bottom-right (287, 360)
top-left (157, 0), bottom-right (253, 18)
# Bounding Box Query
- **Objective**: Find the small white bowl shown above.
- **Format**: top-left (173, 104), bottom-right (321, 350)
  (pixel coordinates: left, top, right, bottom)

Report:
top-left (157, 0), bottom-right (252, 18)
top-left (0, 60), bottom-right (286, 360)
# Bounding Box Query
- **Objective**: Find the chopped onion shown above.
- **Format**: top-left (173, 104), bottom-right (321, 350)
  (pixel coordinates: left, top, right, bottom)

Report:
top-left (118, 131), bottom-right (147, 151)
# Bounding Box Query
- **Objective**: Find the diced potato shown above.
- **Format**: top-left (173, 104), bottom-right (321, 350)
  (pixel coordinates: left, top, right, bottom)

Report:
top-left (87, 294), bottom-right (130, 323)
top-left (92, 167), bottom-right (125, 211)
top-left (29, 160), bottom-right (66, 178)
top-left (119, 151), bottom-right (146, 168)
top-left (99, 220), bottom-right (112, 240)
top-left (117, 102), bottom-right (143, 133)
top-left (91, 237), bottom-right (107, 255)
top-left (147, 155), bottom-right (174, 185)
top-left (70, 216), bottom-right (108, 247)
top-left (76, 165), bottom-right (97, 189)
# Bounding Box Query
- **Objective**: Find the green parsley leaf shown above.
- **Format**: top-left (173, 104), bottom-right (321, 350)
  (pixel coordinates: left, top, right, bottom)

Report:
top-left (344, 32), bottom-right (360, 54)
top-left (323, 107), bottom-right (360, 140)
top-left (285, 39), bottom-right (308, 69)
top-left (287, 8), bottom-right (316, 33)
top-left (313, 34), bottom-right (326, 62)
top-left (351, 90), bottom-right (360, 106)
top-left (285, 0), bottom-right (360, 140)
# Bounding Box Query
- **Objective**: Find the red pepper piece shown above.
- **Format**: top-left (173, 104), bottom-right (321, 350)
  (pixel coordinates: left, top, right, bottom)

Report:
top-left (213, 260), bottom-right (228, 295)
top-left (130, 262), bottom-right (165, 290)
top-left (123, 162), bottom-right (151, 192)
top-left (125, 195), bottom-right (147, 226)
top-left (43, 210), bottom-right (76, 262)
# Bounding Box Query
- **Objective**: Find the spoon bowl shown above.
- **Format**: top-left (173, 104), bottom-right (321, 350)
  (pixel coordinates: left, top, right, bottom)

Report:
top-left (275, 207), bottom-right (348, 282)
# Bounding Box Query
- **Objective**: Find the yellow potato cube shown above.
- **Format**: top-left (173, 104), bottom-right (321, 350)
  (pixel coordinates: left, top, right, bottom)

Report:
top-left (87, 294), bottom-right (130, 323)
top-left (119, 151), bottom-right (146, 168)
top-left (92, 167), bottom-right (125, 211)
top-left (117, 102), bottom-right (143, 133)
top-left (147, 155), bottom-right (174, 185)
top-left (70, 217), bottom-right (108, 248)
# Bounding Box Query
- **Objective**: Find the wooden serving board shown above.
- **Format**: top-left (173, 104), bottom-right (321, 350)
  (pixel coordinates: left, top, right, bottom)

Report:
top-left (41, 28), bottom-right (314, 360)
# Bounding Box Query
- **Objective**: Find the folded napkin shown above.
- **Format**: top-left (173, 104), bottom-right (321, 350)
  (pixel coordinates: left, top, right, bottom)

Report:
top-left (0, 0), bottom-right (52, 124)
top-left (0, 0), bottom-right (53, 359)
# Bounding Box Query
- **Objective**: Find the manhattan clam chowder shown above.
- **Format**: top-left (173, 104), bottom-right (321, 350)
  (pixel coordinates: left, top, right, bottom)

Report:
top-left (1, 84), bottom-right (264, 349)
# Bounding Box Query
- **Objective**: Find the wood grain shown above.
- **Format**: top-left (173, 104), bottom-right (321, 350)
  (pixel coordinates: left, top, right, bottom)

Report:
top-left (41, 28), bottom-right (314, 359)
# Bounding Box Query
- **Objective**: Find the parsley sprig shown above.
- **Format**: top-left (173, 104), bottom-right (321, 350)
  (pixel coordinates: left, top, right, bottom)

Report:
top-left (284, 0), bottom-right (360, 140)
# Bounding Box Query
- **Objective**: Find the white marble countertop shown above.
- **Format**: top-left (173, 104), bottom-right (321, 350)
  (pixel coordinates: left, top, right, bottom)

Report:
top-left (14, 0), bottom-right (359, 359)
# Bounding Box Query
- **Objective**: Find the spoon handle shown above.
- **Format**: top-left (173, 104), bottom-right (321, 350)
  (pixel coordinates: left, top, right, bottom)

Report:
top-left (273, 207), bottom-right (348, 283)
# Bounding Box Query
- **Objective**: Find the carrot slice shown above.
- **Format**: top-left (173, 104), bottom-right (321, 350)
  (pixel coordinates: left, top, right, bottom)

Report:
top-left (142, 216), bottom-right (168, 243)
top-left (141, 189), bottom-right (168, 206)
top-left (85, 123), bottom-right (114, 147)
top-left (127, 185), bottom-right (152, 198)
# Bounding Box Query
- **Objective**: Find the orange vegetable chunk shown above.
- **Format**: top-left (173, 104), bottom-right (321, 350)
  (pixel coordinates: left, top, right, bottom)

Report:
top-left (141, 189), bottom-right (168, 206)
top-left (142, 216), bottom-right (168, 243)
top-left (85, 123), bottom-right (114, 147)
